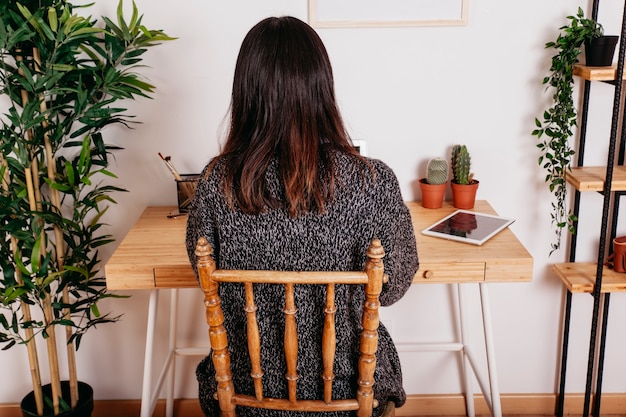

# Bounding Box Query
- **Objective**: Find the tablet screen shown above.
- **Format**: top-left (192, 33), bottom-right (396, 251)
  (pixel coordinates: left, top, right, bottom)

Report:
top-left (422, 210), bottom-right (514, 245)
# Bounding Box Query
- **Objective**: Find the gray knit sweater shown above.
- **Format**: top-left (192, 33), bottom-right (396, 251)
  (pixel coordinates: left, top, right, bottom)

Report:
top-left (186, 151), bottom-right (419, 417)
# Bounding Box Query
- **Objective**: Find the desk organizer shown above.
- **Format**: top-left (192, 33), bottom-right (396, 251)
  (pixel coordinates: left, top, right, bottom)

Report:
top-left (176, 174), bottom-right (200, 213)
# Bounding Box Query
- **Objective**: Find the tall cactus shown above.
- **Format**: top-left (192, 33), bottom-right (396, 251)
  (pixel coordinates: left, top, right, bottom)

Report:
top-left (451, 145), bottom-right (472, 185)
top-left (426, 158), bottom-right (449, 185)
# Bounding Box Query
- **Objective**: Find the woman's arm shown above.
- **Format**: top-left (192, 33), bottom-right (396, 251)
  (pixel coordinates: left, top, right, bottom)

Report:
top-left (370, 161), bottom-right (419, 306)
top-left (185, 166), bottom-right (218, 277)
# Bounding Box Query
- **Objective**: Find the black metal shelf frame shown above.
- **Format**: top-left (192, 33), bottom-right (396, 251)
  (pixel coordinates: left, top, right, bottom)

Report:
top-left (556, 1), bottom-right (626, 416)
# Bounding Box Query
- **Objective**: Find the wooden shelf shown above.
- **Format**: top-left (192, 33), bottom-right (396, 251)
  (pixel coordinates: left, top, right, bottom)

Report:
top-left (574, 64), bottom-right (625, 81)
top-left (566, 166), bottom-right (626, 192)
top-left (553, 262), bottom-right (626, 293)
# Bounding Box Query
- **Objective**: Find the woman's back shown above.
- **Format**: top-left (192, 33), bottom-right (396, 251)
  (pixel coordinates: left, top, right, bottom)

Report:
top-left (186, 151), bottom-right (418, 416)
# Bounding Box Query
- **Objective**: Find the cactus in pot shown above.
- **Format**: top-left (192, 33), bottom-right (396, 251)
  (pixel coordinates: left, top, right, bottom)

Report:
top-left (426, 158), bottom-right (449, 184)
top-left (451, 144), bottom-right (474, 184)
top-left (450, 144), bottom-right (478, 209)
top-left (419, 157), bottom-right (448, 209)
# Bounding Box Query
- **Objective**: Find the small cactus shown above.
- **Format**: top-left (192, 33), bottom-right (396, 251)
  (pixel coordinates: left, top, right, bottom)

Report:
top-left (426, 158), bottom-right (448, 185)
top-left (451, 144), bottom-right (473, 185)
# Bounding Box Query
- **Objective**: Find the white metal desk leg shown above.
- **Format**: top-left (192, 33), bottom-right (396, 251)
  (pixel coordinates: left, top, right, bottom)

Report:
top-left (166, 289), bottom-right (179, 417)
top-left (458, 284), bottom-right (475, 417)
top-left (141, 289), bottom-right (160, 417)
top-left (479, 283), bottom-right (502, 417)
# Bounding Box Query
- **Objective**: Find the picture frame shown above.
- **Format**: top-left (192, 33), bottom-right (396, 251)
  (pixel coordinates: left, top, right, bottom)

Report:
top-left (308, 0), bottom-right (469, 28)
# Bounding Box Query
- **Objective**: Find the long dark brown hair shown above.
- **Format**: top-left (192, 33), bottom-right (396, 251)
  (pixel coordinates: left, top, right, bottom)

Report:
top-left (216, 16), bottom-right (365, 217)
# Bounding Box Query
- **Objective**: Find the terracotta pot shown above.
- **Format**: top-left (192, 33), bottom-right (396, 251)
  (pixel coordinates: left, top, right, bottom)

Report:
top-left (451, 180), bottom-right (479, 209)
top-left (419, 178), bottom-right (446, 209)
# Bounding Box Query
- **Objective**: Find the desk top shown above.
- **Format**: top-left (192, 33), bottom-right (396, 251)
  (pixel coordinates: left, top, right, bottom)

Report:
top-left (104, 201), bottom-right (533, 290)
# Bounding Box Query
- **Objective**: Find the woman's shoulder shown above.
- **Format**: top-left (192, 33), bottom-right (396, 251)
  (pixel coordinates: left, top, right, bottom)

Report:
top-left (197, 156), bottom-right (229, 185)
top-left (333, 149), bottom-right (389, 171)
top-left (333, 151), bottom-right (399, 187)
top-left (367, 157), bottom-right (398, 180)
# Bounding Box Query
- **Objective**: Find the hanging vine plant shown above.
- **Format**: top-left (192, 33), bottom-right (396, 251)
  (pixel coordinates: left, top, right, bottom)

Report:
top-left (532, 7), bottom-right (604, 255)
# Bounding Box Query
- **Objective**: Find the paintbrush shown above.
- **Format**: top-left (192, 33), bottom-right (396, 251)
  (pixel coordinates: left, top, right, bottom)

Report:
top-left (158, 152), bottom-right (182, 181)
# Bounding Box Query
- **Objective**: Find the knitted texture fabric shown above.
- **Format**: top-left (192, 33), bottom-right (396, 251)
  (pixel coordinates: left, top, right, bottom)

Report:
top-left (186, 151), bottom-right (419, 417)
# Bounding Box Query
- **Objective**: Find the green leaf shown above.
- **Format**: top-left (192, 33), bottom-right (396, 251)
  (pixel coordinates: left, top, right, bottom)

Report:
top-left (30, 233), bottom-right (43, 273)
top-left (102, 16), bottom-right (124, 39)
top-left (90, 303), bottom-right (100, 317)
top-left (62, 265), bottom-right (89, 280)
top-left (46, 180), bottom-right (72, 192)
top-left (128, 0), bottom-right (140, 33)
top-left (2, 340), bottom-right (16, 350)
top-left (116, 0), bottom-right (132, 41)
top-left (70, 26), bottom-right (103, 37)
top-left (65, 160), bottom-right (75, 186)
top-left (34, 15), bottom-right (55, 40)
top-left (48, 6), bottom-right (58, 33)
top-left (78, 137), bottom-right (91, 175)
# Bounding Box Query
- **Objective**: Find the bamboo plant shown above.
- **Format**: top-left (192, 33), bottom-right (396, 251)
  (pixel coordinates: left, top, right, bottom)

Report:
top-left (0, 0), bottom-right (173, 414)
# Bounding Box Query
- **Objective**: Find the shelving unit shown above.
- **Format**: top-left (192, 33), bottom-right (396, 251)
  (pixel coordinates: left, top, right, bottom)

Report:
top-left (554, 2), bottom-right (626, 416)
top-left (565, 166), bottom-right (626, 191)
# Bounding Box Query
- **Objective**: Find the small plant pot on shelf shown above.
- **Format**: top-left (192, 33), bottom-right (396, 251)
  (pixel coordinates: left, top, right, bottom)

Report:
top-left (585, 35), bottom-right (619, 66)
top-left (21, 381), bottom-right (94, 417)
top-left (419, 179), bottom-right (446, 209)
top-left (451, 180), bottom-right (479, 209)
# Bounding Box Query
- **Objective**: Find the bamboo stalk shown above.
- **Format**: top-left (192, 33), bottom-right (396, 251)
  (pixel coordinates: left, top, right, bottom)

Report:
top-left (0, 157), bottom-right (44, 416)
top-left (33, 47), bottom-right (79, 409)
top-left (16, 54), bottom-right (43, 208)
top-left (13, 51), bottom-right (49, 416)
top-left (25, 166), bottom-right (62, 416)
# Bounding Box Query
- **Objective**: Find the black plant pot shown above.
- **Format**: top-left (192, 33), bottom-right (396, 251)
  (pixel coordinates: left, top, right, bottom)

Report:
top-left (585, 35), bottom-right (619, 66)
top-left (21, 381), bottom-right (94, 417)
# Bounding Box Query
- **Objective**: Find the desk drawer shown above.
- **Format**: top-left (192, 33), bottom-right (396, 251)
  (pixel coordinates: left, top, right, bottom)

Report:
top-left (413, 262), bottom-right (486, 283)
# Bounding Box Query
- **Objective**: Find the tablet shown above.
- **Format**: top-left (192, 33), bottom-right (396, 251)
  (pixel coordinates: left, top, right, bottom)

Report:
top-left (421, 210), bottom-right (515, 245)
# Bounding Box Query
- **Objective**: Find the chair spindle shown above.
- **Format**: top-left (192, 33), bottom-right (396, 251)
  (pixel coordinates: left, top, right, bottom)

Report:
top-left (244, 282), bottom-right (264, 400)
top-left (283, 283), bottom-right (299, 403)
top-left (322, 283), bottom-right (337, 404)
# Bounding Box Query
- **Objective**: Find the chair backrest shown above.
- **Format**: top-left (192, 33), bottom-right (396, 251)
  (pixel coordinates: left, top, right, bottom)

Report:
top-left (195, 237), bottom-right (387, 417)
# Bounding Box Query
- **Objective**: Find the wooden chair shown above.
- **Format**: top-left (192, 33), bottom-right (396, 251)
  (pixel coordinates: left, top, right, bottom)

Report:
top-left (195, 237), bottom-right (389, 417)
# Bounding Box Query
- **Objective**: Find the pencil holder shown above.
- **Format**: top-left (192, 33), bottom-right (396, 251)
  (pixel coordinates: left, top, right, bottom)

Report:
top-left (176, 174), bottom-right (200, 213)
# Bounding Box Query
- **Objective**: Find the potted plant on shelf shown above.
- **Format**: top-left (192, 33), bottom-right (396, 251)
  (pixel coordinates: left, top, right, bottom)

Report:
top-left (532, 7), bottom-right (616, 254)
top-left (0, 1), bottom-right (173, 415)
top-left (419, 157), bottom-right (448, 209)
top-left (450, 144), bottom-right (478, 209)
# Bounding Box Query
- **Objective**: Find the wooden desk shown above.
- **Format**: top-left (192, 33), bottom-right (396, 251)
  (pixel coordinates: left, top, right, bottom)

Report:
top-left (410, 201), bottom-right (532, 284)
top-left (106, 200), bottom-right (532, 289)
top-left (105, 201), bottom-right (532, 417)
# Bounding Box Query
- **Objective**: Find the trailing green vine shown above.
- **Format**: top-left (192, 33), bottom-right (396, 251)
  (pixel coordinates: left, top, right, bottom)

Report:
top-left (532, 7), bottom-right (603, 255)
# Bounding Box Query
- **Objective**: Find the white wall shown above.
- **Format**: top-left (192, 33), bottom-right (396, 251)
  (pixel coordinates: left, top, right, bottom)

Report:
top-left (3, 0), bottom-right (626, 404)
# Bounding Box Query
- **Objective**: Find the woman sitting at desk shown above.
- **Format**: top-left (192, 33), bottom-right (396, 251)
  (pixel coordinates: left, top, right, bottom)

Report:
top-left (185, 16), bottom-right (419, 417)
